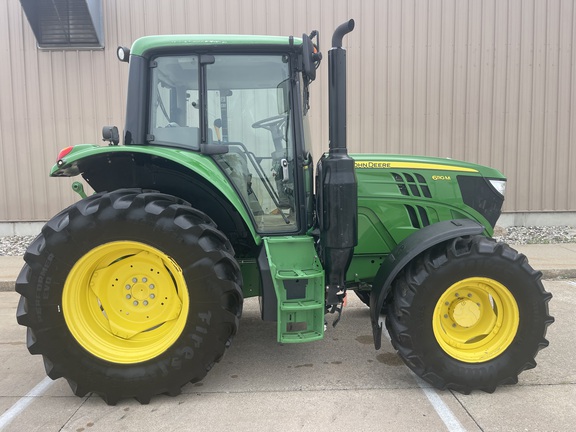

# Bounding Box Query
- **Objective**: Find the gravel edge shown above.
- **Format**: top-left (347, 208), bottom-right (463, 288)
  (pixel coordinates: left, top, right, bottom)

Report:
top-left (1, 226), bottom-right (575, 256)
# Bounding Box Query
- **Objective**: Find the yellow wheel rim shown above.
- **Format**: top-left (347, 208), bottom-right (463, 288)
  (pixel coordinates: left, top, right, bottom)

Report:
top-left (62, 241), bottom-right (189, 364)
top-left (432, 277), bottom-right (519, 363)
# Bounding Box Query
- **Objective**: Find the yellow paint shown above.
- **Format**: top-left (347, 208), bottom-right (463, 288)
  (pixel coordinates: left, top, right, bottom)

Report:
top-left (62, 241), bottom-right (189, 364)
top-left (432, 277), bottom-right (519, 363)
top-left (354, 161), bottom-right (478, 172)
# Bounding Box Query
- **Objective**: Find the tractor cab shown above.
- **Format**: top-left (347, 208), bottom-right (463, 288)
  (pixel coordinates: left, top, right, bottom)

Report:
top-left (120, 35), bottom-right (321, 235)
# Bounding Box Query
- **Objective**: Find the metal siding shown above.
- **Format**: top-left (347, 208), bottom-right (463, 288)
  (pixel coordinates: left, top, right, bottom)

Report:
top-left (1, 0), bottom-right (575, 222)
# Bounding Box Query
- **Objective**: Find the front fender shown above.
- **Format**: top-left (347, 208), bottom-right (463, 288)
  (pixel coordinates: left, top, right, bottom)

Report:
top-left (370, 219), bottom-right (485, 349)
top-left (51, 144), bottom-right (259, 243)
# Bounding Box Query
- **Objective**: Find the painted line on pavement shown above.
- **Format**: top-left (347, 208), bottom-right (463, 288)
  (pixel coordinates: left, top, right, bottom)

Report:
top-left (0, 377), bottom-right (54, 430)
top-left (380, 329), bottom-right (466, 431)
top-left (414, 376), bottom-right (466, 432)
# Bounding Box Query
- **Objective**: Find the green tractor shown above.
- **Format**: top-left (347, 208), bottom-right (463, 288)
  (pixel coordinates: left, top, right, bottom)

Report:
top-left (16, 20), bottom-right (553, 405)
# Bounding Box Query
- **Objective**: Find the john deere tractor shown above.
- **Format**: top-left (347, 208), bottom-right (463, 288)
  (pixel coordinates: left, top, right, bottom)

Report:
top-left (16, 20), bottom-right (554, 405)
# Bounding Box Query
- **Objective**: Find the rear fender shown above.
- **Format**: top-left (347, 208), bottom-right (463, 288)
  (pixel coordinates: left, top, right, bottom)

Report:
top-left (370, 219), bottom-right (485, 349)
top-left (51, 144), bottom-right (260, 244)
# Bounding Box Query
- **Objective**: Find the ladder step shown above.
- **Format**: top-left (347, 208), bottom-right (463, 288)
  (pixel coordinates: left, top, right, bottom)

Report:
top-left (262, 236), bottom-right (326, 344)
top-left (280, 300), bottom-right (324, 311)
top-left (279, 308), bottom-right (325, 343)
top-left (276, 269), bottom-right (324, 279)
top-left (281, 330), bottom-right (323, 343)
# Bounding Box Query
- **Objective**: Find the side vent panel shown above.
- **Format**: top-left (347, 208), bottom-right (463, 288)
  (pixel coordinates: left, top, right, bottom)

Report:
top-left (404, 205), bottom-right (431, 228)
top-left (392, 172), bottom-right (433, 198)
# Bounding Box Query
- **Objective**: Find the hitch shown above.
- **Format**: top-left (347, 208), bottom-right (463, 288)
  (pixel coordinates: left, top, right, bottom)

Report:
top-left (326, 286), bottom-right (347, 327)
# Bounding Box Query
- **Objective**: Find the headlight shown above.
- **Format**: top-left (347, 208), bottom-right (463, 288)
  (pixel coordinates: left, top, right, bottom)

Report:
top-left (489, 179), bottom-right (506, 196)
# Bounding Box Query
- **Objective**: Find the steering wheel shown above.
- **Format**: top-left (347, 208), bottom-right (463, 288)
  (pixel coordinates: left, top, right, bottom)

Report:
top-left (251, 114), bottom-right (287, 131)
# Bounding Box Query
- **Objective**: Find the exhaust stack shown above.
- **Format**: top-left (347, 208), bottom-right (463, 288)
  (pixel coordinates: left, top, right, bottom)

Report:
top-left (328, 19), bottom-right (355, 154)
top-left (318, 19), bottom-right (357, 316)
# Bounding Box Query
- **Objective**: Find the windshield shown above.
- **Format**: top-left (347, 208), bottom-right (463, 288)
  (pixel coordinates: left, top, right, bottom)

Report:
top-left (149, 53), bottom-right (297, 233)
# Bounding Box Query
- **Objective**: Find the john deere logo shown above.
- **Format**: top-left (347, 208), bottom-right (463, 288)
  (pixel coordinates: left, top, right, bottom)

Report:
top-left (354, 161), bottom-right (477, 173)
top-left (355, 161), bottom-right (391, 169)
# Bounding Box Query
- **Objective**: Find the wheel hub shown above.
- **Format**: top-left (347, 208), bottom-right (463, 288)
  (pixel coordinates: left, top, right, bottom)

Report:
top-left (433, 277), bottom-right (519, 363)
top-left (63, 241), bottom-right (189, 364)
top-left (90, 251), bottom-right (182, 339)
top-left (450, 298), bottom-right (481, 328)
top-left (126, 277), bottom-right (158, 305)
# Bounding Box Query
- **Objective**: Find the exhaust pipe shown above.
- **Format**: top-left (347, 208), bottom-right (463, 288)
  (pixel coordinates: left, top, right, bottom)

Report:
top-left (318, 19), bottom-right (357, 317)
top-left (328, 19), bottom-right (355, 154)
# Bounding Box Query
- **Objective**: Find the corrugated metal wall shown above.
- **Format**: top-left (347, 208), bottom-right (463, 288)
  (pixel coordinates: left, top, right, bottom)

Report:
top-left (1, 0), bottom-right (575, 222)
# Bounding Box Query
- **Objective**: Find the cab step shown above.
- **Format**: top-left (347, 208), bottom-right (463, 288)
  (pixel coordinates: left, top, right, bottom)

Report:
top-left (263, 236), bottom-right (325, 343)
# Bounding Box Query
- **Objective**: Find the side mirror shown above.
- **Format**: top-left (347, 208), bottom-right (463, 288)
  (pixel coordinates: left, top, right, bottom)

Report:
top-left (302, 31), bottom-right (322, 81)
top-left (102, 126), bottom-right (120, 145)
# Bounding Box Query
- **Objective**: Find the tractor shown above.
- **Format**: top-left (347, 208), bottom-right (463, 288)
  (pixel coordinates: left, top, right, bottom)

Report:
top-left (16, 20), bottom-right (554, 405)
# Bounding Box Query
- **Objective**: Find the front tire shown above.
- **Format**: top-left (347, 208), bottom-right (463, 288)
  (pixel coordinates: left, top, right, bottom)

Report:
top-left (16, 189), bottom-right (243, 404)
top-left (385, 235), bottom-right (554, 393)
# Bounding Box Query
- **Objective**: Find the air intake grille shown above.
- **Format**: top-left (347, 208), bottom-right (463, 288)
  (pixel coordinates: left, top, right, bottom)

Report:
top-left (392, 172), bottom-right (432, 198)
top-left (405, 205), bottom-right (431, 228)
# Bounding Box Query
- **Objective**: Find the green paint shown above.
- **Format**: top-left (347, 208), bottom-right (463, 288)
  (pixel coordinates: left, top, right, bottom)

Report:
top-left (130, 34), bottom-right (302, 57)
top-left (52, 144), bottom-right (260, 243)
top-left (263, 236), bottom-right (325, 343)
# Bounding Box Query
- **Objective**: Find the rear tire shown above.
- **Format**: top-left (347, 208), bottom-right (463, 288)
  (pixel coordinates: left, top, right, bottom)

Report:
top-left (16, 189), bottom-right (243, 404)
top-left (385, 235), bottom-right (554, 393)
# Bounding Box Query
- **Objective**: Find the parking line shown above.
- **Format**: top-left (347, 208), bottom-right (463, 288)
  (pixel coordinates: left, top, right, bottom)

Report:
top-left (414, 376), bottom-right (466, 432)
top-left (380, 327), bottom-right (466, 431)
top-left (0, 377), bottom-right (54, 430)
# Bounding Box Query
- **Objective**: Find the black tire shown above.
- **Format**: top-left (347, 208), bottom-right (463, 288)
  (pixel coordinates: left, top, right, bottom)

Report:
top-left (16, 189), bottom-right (243, 405)
top-left (385, 235), bottom-right (554, 394)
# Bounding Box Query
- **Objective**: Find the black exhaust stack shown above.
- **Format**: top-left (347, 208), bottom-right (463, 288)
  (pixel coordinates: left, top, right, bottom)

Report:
top-left (317, 19), bottom-right (357, 314)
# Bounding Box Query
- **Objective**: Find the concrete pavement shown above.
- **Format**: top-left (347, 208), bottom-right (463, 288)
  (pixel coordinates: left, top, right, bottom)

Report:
top-left (1, 241), bottom-right (575, 430)
top-left (0, 257), bottom-right (23, 291)
top-left (2, 243), bottom-right (576, 291)
top-left (0, 280), bottom-right (575, 431)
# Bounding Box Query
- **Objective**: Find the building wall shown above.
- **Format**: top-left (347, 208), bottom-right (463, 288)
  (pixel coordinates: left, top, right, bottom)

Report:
top-left (1, 0), bottom-right (575, 222)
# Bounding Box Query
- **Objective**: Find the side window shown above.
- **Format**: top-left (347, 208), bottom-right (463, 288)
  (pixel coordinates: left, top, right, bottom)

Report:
top-left (149, 56), bottom-right (201, 148)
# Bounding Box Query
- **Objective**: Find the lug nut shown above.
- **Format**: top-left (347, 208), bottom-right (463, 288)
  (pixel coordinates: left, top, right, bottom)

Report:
top-left (150, 294), bottom-right (155, 299)
top-left (143, 300), bottom-right (148, 306)
top-left (125, 284), bottom-right (131, 290)
top-left (149, 284), bottom-right (155, 289)
top-left (132, 277), bottom-right (138, 283)
top-left (133, 301), bottom-right (139, 306)
top-left (126, 294), bottom-right (131, 299)
top-left (142, 277), bottom-right (148, 283)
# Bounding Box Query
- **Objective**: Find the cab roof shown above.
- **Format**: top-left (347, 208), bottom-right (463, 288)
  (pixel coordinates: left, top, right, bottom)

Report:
top-left (130, 34), bottom-right (303, 56)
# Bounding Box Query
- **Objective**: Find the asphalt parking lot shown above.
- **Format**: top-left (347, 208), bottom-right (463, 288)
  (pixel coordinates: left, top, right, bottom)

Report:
top-left (1, 279), bottom-right (575, 432)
